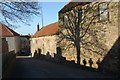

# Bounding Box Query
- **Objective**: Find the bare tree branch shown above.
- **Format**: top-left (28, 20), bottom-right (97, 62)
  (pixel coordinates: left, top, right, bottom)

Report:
top-left (0, 2), bottom-right (41, 28)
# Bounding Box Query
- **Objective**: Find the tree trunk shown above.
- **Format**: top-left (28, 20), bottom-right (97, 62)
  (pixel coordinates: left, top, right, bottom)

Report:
top-left (75, 8), bottom-right (81, 65)
top-left (76, 42), bottom-right (80, 65)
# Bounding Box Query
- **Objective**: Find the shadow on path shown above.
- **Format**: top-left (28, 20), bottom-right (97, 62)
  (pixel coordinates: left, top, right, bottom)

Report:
top-left (2, 57), bottom-right (117, 79)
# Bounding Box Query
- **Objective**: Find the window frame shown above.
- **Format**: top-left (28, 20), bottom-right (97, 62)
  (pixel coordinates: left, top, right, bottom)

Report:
top-left (99, 2), bottom-right (109, 21)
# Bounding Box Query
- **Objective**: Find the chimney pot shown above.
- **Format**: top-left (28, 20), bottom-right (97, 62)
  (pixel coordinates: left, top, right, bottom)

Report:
top-left (37, 23), bottom-right (39, 31)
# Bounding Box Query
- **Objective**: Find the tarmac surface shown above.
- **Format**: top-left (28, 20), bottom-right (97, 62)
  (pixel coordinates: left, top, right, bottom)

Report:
top-left (2, 56), bottom-right (117, 79)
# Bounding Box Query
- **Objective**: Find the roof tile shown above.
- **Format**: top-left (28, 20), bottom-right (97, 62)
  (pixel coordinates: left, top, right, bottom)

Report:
top-left (33, 22), bottom-right (58, 37)
top-left (0, 22), bottom-right (20, 36)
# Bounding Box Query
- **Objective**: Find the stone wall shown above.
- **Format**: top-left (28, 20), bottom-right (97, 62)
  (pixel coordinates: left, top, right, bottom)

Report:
top-left (31, 35), bottom-right (57, 58)
top-left (58, 2), bottom-right (119, 73)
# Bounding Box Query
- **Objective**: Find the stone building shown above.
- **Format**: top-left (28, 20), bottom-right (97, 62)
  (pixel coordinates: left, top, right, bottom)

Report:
top-left (31, 22), bottom-right (58, 57)
top-left (58, 2), bottom-right (120, 73)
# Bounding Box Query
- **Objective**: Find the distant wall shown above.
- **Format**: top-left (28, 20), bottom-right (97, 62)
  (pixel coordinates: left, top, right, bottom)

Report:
top-left (20, 37), bottom-right (30, 51)
top-left (31, 35), bottom-right (57, 57)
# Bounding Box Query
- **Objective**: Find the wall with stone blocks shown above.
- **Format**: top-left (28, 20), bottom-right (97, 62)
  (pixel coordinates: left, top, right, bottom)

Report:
top-left (58, 2), bottom-right (119, 73)
top-left (31, 35), bottom-right (57, 58)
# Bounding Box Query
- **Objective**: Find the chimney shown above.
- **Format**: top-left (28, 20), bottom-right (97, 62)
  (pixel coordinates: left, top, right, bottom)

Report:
top-left (37, 23), bottom-right (39, 31)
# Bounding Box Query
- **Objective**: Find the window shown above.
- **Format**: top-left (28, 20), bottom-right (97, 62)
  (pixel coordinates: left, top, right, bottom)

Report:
top-left (74, 9), bottom-right (78, 15)
top-left (79, 9), bottom-right (83, 21)
top-left (63, 14), bottom-right (68, 22)
top-left (99, 3), bottom-right (108, 21)
top-left (63, 14), bottom-right (68, 26)
top-left (68, 12), bottom-right (73, 19)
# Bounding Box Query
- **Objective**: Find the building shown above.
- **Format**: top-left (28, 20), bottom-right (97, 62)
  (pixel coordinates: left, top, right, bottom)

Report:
top-left (1, 38), bottom-right (9, 67)
top-left (20, 35), bottom-right (31, 54)
top-left (31, 22), bottom-right (59, 57)
top-left (0, 22), bottom-right (21, 75)
top-left (59, 2), bottom-right (120, 73)
top-left (0, 22), bottom-right (20, 54)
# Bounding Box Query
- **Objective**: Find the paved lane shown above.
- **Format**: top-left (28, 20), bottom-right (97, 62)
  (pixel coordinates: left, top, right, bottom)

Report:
top-left (3, 56), bottom-right (116, 78)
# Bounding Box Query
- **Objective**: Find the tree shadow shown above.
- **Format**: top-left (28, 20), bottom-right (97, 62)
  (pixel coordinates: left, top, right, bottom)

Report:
top-left (33, 47), bottom-right (97, 71)
top-left (83, 59), bottom-right (87, 66)
top-left (33, 39), bottom-right (119, 78)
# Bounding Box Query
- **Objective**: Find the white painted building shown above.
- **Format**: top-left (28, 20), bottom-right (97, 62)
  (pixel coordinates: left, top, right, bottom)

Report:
top-left (0, 22), bottom-right (20, 54)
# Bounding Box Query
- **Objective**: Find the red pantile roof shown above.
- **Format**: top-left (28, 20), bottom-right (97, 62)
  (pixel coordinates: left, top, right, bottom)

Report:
top-left (0, 22), bottom-right (20, 36)
top-left (33, 22), bottom-right (58, 38)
